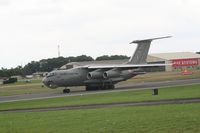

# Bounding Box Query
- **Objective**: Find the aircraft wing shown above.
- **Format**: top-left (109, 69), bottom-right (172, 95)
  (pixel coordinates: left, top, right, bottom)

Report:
top-left (85, 63), bottom-right (170, 70)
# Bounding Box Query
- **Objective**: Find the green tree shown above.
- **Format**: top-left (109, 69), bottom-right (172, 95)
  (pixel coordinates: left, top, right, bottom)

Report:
top-left (96, 55), bottom-right (110, 61)
top-left (0, 54), bottom-right (129, 77)
top-left (96, 55), bottom-right (129, 61)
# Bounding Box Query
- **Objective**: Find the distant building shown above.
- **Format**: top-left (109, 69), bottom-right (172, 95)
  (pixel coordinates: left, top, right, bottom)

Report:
top-left (61, 52), bottom-right (200, 72)
top-left (25, 75), bottom-right (34, 79)
top-left (33, 72), bottom-right (47, 78)
top-left (0, 77), bottom-right (8, 85)
top-left (11, 75), bottom-right (22, 80)
top-left (147, 52), bottom-right (200, 71)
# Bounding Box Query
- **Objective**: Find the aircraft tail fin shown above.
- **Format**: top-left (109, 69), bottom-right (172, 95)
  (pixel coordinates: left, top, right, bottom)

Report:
top-left (127, 36), bottom-right (172, 64)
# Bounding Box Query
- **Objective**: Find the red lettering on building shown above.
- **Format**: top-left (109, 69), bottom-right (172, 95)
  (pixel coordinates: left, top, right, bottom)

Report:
top-left (172, 58), bottom-right (199, 67)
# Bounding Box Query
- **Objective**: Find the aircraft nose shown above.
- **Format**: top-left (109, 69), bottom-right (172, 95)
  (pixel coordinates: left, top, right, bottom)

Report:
top-left (42, 77), bottom-right (47, 85)
top-left (42, 77), bottom-right (57, 89)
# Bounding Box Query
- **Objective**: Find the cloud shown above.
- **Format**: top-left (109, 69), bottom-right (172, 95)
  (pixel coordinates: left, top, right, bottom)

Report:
top-left (0, 0), bottom-right (200, 68)
top-left (0, 0), bottom-right (11, 6)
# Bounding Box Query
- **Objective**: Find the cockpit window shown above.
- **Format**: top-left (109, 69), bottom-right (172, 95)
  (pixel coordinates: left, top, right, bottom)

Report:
top-left (60, 62), bottom-right (81, 70)
top-left (66, 65), bottom-right (73, 69)
top-left (46, 72), bottom-right (55, 77)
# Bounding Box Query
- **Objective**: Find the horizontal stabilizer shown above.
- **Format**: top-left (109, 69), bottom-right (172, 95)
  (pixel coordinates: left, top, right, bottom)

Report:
top-left (130, 36), bottom-right (172, 44)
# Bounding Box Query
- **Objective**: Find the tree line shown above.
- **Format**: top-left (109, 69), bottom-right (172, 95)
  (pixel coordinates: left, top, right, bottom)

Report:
top-left (0, 55), bottom-right (129, 77)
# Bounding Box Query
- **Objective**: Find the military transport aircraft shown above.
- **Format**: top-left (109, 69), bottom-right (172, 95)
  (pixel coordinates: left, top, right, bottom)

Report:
top-left (42, 36), bottom-right (171, 93)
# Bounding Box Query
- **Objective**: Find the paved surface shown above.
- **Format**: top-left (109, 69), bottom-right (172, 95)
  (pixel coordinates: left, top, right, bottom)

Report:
top-left (0, 78), bottom-right (200, 103)
top-left (1, 98), bottom-right (200, 113)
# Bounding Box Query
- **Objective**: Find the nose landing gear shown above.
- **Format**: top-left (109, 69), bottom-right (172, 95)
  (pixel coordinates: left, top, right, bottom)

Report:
top-left (63, 88), bottom-right (70, 93)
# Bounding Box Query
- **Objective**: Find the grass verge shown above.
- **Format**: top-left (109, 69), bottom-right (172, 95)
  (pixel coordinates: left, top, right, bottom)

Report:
top-left (0, 104), bottom-right (200, 133)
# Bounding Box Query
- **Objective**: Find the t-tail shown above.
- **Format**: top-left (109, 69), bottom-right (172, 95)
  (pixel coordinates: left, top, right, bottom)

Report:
top-left (127, 36), bottom-right (172, 64)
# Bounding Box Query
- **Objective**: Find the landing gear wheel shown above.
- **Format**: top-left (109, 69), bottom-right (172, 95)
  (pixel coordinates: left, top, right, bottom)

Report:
top-left (86, 86), bottom-right (93, 91)
top-left (102, 85), bottom-right (115, 90)
top-left (86, 86), bottom-right (100, 91)
top-left (109, 84), bottom-right (115, 89)
top-left (63, 88), bottom-right (70, 93)
top-left (86, 84), bottom-right (115, 91)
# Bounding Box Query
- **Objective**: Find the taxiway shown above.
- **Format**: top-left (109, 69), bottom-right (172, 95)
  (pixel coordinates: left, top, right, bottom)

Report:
top-left (0, 78), bottom-right (200, 103)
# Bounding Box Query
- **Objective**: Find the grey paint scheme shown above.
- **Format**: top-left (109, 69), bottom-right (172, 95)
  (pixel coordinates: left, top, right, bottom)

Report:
top-left (42, 36), bottom-right (171, 90)
top-left (128, 41), bottom-right (150, 64)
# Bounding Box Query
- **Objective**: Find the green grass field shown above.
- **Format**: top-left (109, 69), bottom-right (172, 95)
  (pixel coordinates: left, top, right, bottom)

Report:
top-left (0, 79), bottom-right (46, 96)
top-left (0, 84), bottom-right (57, 96)
top-left (120, 70), bottom-right (200, 84)
top-left (0, 84), bottom-right (200, 111)
top-left (0, 104), bottom-right (200, 133)
top-left (0, 84), bottom-right (200, 133)
top-left (0, 79), bottom-right (42, 87)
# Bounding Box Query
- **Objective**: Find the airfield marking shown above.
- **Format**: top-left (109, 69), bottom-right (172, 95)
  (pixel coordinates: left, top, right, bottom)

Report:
top-left (1, 98), bottom-right (200, 113)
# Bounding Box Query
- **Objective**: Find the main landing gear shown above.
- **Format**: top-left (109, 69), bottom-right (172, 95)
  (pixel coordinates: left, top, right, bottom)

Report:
top-left (63, 88), bottom-right (70, 93)
top-left (86, 84), bottom-right (115, 91)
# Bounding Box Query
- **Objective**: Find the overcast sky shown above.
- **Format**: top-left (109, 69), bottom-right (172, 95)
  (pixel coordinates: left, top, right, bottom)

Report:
top-left (0, 0), bottom-right (199, 68)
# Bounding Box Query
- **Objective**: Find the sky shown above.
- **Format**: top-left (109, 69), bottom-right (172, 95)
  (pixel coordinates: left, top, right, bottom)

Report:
top-left (0, 0), bottom-right (200, 68)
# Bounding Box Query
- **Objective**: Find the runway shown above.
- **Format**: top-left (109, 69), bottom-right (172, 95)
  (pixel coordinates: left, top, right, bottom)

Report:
top-left (0, 78), bottom-right (200, 103)
top-left (1, 98), bottom-right (200, 113)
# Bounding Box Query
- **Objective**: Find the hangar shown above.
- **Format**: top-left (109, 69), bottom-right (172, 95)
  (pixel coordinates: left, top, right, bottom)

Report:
top-left (61, 52), bottom-right (200, 72)
top-left (147, 52), bottom-right (200, 71)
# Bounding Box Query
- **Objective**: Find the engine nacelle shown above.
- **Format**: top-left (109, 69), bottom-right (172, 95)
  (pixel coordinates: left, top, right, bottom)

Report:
top-left (103, 70), bottom-right (120, 79)
top-left (87, 71), bottom-right (103, 79)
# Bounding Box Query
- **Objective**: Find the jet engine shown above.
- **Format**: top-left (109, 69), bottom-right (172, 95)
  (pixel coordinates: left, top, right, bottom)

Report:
top-left (103, 70), bottom-right (120, 79)
top-left (87, 71), bottom-right (103, 79)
